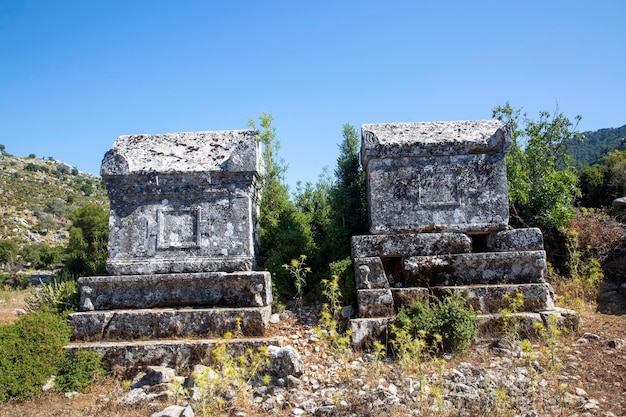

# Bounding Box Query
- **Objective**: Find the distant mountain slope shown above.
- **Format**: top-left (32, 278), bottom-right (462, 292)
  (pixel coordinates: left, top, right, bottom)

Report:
top-left (568, 124), bottom-right (626, 166)
top-left (0, 152), bottom-right (108, 246)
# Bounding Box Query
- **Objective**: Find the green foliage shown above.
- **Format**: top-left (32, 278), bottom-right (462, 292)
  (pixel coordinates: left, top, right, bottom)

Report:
top-left (501, 292), bottom-right (524, 341)
top-left (194, 335), bottom-right (270, 415)
top-left (568, 124), bottom-right (626, 166)
top-left (565, 230), bottom-right (604, 303)
top-left (20, 242), bottom-right (61, 269)
top-left (492, 102), bottom-right (581, 230)
top-left (0, 152), bottom-right (108, 248)
top-left (533, 315), bottom-right (563, 374)
top-left (25, 275), bottom-right (79, 314)
top-left (249, 113), bottom-right (313, 301)
top-left (45, 197), bottom-right (70, 217)
top-left (0, 239), bottom-right (18, 265)
top-left (63, 203), bottom-right (108, 276)
top-left (56, 350), bottom-right (104, 393)
top-left (395, 292), bottom-right (477, 353)
top-left (328, 257), bottom-right (355, 306)
top-left (282, 255), bottom-right (310, 306)
top-left (36, 213), bottom-right (58, 233)
top-left (579, 149), bottom-right (626, 207)
top-left (315, 274), bottom-right (352, 359)
top-left (327, 124), bottom-right (367, 259)
top-left (0, 311), bottom-right (71, 401)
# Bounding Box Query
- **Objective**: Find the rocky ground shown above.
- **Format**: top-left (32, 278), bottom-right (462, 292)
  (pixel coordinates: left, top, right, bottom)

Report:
top-left (0, 287), bottom-right (625, 417)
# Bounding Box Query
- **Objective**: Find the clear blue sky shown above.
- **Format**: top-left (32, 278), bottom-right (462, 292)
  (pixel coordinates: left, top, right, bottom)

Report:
top-left (1, 1), bottom-right (624, 192)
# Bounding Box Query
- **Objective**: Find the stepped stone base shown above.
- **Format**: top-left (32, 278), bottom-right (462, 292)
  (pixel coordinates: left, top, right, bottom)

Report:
top-left (66, 336), bottom-right (286, 375)
top-left (350, 307), bottom-right (579, 349)
top-left (78, 271), bottom-right (272, 311)
top-left (69, 305), bottom-right (271, 341)
top-left (432, 283), bottom-right (555, 313)
top-left (477, 307), bottom-right (581, 340)
top-left (403, 251), bottom-right (547, 286)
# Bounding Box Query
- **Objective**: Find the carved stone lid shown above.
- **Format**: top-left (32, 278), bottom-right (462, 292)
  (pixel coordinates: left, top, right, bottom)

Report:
top-left (361, 120), bottom-right (511, 164)
top-left (101, 130), bottom-right (260, 176)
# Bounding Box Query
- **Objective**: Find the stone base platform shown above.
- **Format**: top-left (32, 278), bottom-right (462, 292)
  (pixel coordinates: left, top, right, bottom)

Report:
top-left (350, 307), bottom-right (579, 349)
top-left (69, 305), bottom-right (271, 341)
top-left (432, 283), bottom-right (555, 313)
top-left (476, 308), bottom-right (581, 340)
top-left (77, 271), bottom-right (272, 311)
top-left (66, 336), bottom-right (286, 376)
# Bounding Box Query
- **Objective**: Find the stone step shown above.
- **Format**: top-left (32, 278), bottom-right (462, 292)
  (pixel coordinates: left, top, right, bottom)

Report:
top-left (476, 308), bottom-right (580, 340)
top-left (432, 283), bottom-right (555, 313)
top-left (78, 271), bottom-right (272, 311)
top-left (349, 307), bottom-right (579, 349)
top-left (69, 305), bottom-right (271, 341)
top-left (403, 250), bottom-right (547, 286)
top-left (66, 336), bottom-right (286, 375)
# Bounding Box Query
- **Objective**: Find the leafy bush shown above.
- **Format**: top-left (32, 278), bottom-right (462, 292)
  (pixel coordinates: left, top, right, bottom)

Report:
top-left (26, 276), bottom-right (79, 314)
top-left (0, 311), bottom-right (71, 401)
top-left (395, 292), bottom-right (477, 353)
top-left (56, 350), bottom-right (104, 392)
top-left (329, 257), bottom-right (356, 306)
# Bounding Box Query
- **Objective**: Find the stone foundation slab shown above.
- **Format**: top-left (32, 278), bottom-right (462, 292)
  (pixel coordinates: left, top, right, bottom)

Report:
top-left (390, 287), bottom-right (430, 310)
top-left (432, 283), bottom-right (555, 313)
top-left (78, 271), bottom-right (271, 311)
top-left (66, 337), bottom-right (285, 376)
top-left (356, 289), bottom-right (395, 318)
top-left (69, 305), bottom-right (271, 341)
top-left (403, 251), bottom-right (547, 286)
top-left (351, 233), bottom-right (472, 258)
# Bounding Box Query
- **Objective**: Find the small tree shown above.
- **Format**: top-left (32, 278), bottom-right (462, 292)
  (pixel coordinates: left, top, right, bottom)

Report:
top-left (249, 113), bottom-right (311, 301)
top-left (0, 240), bottom-right (18, 267)
top-left (328, 124), bottom-right (367, 260)
top-left (492, 102), bottom-right (582, 230)
top-left (63, 204), bottom-right (108, 276)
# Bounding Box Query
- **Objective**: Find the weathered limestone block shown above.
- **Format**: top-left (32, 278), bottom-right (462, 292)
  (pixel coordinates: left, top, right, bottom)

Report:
top-left (266, 345), bottom-right (304, 377)
top-left (356, 289), bottom-right (395, 318)
top-left (69, 306), bottom-right (271, 341)
top-left (354, 257), bottom-right (388, 289)
top-left (403, 251), bottom-right (547, 286)
top-left (351, 233), bottom-right (472, 258)
top-left (487, 228), bottom-right (544, 252)
top-left (65, 338), bottom-right (284, 375)
top-left (78, 271), bottom-right (271, 311)
top-left (361, 121), bottom-right (511, 234)
top-left (390, 287), bottom-right (429, 310)
top-left (350, 317), bottom-right (392, 348)
top-left (101, 130), bottom-right (261, 275)
top-left (432, 283), bottom-right (555, 313)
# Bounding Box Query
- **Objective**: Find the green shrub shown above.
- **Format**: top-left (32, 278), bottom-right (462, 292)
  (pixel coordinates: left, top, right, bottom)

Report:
top-left (0, 311), bottom-right (71, 401)
top-left (56, 350), bottom-right (104, 392)
top-left (395, 292), bottom-right (477, 353)
top-left (329, 257), bottom-right (356, 306)
top-left (26, 276), bottom-right (79, 314)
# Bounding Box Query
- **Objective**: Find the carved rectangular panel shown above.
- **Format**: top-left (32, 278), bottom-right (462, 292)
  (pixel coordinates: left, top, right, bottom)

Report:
top-left (418, 168), bottom-right (459, 207)
top-left (157, 207), bottom-right (201, 249)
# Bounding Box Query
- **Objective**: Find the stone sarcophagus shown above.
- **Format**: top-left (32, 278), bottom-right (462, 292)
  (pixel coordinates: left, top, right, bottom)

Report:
top-left (362, 120), bottom-right (511, 234)
top-left (69, 130), bottom-right (274, 347)
top-left (101, 130), bottom-right (261, 275)
top-left (350, 121), bottom-right (577, 347)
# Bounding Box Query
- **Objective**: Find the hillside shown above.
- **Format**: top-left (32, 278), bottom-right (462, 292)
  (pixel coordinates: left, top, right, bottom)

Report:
top-left (0, 152), bottom-right (108, 247)
top-left (568, 124), bottom-right (626, 166)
